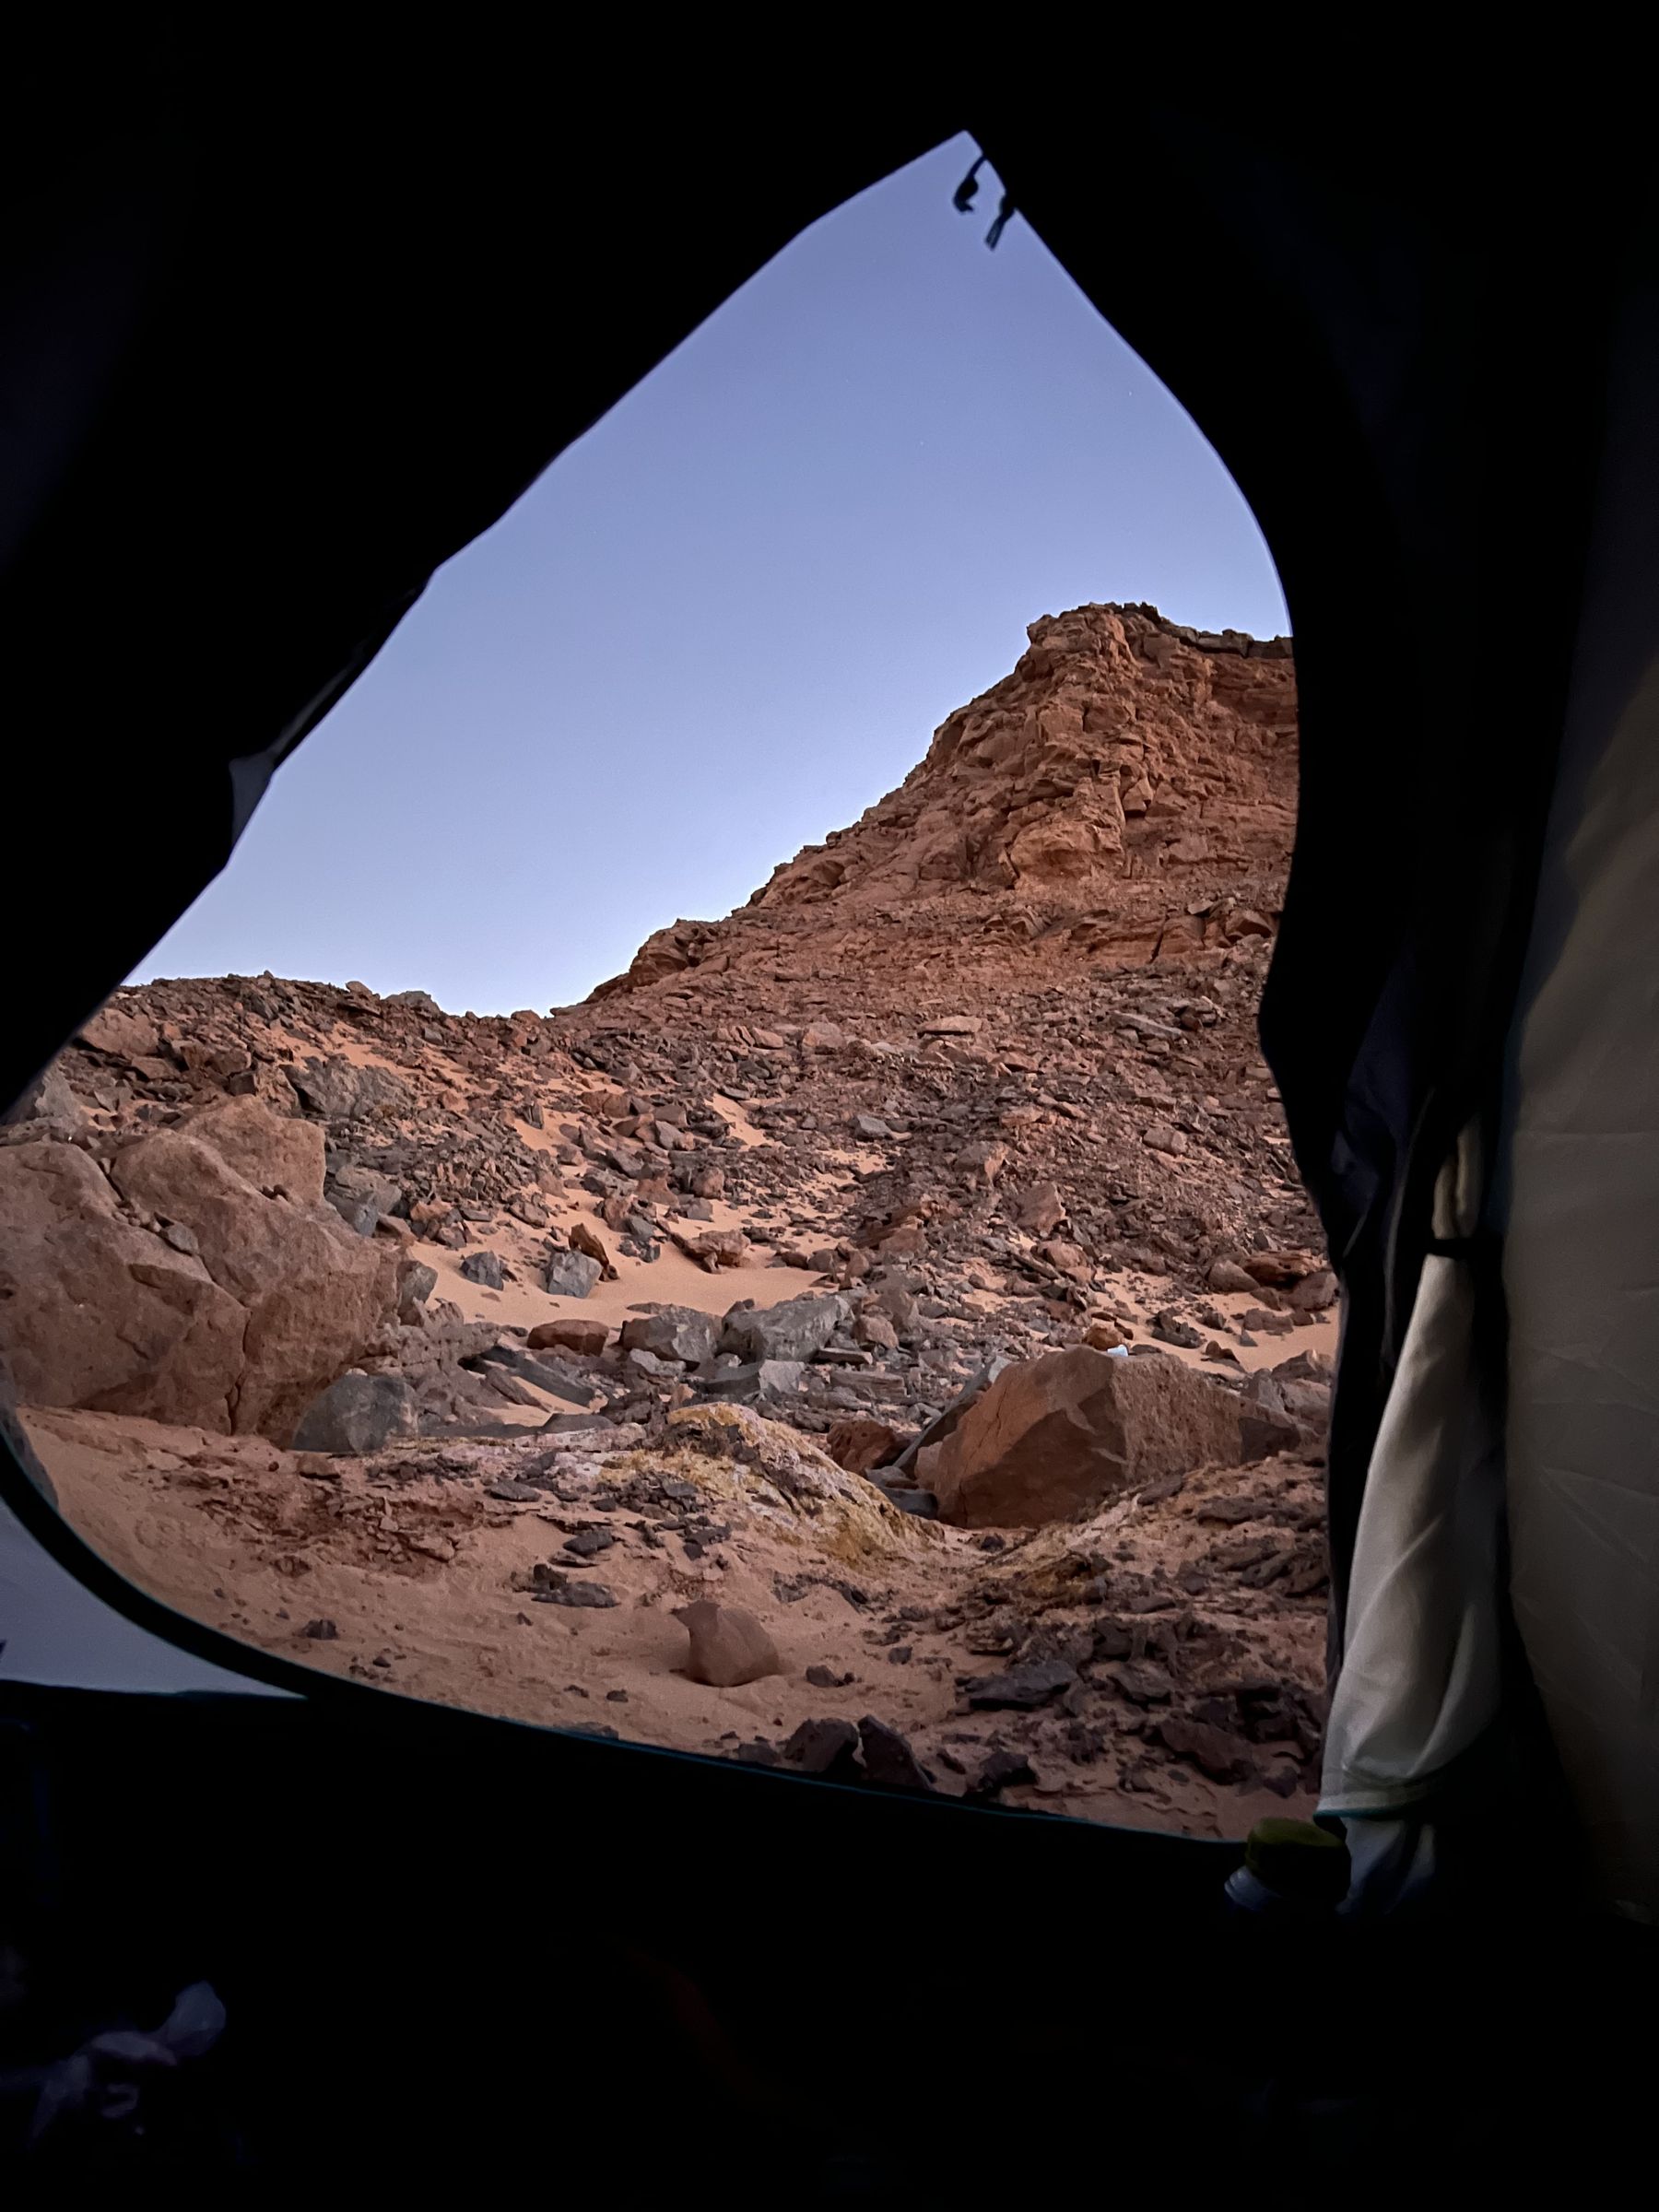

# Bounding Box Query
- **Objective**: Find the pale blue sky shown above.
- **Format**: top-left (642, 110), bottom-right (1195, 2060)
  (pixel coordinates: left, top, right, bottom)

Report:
top-left (135, 135), bottom-right (1287, 1015)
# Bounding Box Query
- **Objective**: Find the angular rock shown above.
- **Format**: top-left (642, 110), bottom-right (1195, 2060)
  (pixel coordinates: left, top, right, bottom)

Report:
top-left (396, 1259), bottom-right (438, 1310)
top-left (855, 1715), bottom-right (930, 1791)
top-left (720, 1292), bottom-right (849, 1364)
top-left (969, 1748), bottom-right (1038, 1798)
top-left (291, 1371), bottom-right (418, 1454)
top-left (11, 1065), bottom-right (85, 1128)
top-left (924, 1347), bottom-right (1243, 1527)
top-left (528, 1318), bottom-right (610, 1356)
top-left (962, 1658), bottom-right (1078, 1709)
top-left (288, 1055), bottom-right (412, 1123)
top-left (77, 999), bottom-right (161, 1062)
top-left (1014, 1182), bottom-right (1065, 1236)
top-left (826, 1417), bottom-right (904, 1475)
top-left (674, 1599), bottom-right (783, 1688)
top-left (1150, 1309), bottom-right (1204, 1349)
top-left (619, 1305), bottom-right (719, 1365)
top-left (460, 1250), bottom-right (505, 1289)
top-left (782, 1716), bottom-right (862, 1778)
top-left (545, 1249), bottom-right (603, 1300)
top-left (186, 1096), bottom-right (325, 1208)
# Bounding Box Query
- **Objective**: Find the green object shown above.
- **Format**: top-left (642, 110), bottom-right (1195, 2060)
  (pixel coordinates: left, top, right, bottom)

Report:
top-left (1242, 1818), bottom-right (1351, 1905)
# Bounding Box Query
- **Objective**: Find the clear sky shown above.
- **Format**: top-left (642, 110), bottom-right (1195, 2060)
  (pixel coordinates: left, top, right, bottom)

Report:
top-left (133, 135), bottom-right (1287, 1016)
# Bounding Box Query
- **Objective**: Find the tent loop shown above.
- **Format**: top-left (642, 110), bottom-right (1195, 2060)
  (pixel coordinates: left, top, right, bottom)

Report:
top-left (951, 153), bottom-right (987, 212)
top-left (984, 191), bottom-right (1018, 250)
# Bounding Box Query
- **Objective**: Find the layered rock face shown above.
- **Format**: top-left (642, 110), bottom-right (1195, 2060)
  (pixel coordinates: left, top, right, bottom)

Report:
top-left (594, 603), bottom-right (1295, 997)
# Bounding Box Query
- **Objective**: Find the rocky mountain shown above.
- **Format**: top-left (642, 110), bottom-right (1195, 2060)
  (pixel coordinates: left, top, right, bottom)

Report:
top-left (2, 603), bottom-right (1335, 1838)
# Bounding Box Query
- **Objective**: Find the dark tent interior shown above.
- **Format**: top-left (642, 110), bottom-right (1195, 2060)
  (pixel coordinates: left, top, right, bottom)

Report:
top-left (4, 31), bottom-right (1654, 2192)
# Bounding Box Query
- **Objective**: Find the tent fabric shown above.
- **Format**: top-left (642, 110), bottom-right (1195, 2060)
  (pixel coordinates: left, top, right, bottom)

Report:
top-left (0, 1494), bottom-right (280, 1696)
top-left (5, 41), bottom-right (1659, 1910)
top-left (1498, 260), bottom-right (1659, 1920)
top-left (1320, 1123), bottom-right (1507, 1820)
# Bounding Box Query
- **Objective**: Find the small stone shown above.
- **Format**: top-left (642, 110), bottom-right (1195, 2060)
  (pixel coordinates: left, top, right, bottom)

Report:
top-left (302, 1618), bottom-right (339, 1641)
top-left (563, 1528), bottom-right (616, 1557)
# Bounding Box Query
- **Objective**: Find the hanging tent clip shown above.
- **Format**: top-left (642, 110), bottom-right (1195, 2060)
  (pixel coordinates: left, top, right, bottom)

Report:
top-left (953, 154), bottom-right (987, 212)
top-left (985, 191), bottom-right (1018, 251)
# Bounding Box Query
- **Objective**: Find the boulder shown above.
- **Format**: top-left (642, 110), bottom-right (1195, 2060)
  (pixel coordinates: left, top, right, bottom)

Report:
top-left (77, 999), bottom-right (161, 1062)
top-left (1014, 1182), bottom-right (1065, 1236)
top-left (0, 1124), bottom-right (394, 1441)
top-left (291, 1371), bottom-right (418, 1454)
top-left (545, 1249), bottom-right (603, 1299)
top-left (673, 1600), bottom-right (783, 1688)
top-left (186, 1096), bottom-right (324, 1207)
top-left (924, 1347), bottom-right (1243, 1527)
top-left (826, 1418), bottom-right (904, 1475)
top-left (0, 1137), bottom-right (245, 1426)
top-left (1288, 1268), bottom-right (1337, 1312)
top-left (527, 1318), bottom-right (610, 1356)
top-left (459, 1250), bottom-right (505, 1289)
top-left (720, 1292), bottom-right (848, 1364)
top-left (618, 1305), bottom-right (719, 1365)
top-left (1206, 1257), bottom-right (1261, 1296)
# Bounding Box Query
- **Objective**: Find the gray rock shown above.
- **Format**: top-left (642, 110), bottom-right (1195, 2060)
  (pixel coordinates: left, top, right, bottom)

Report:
top-left (291, 1371), bottom-right (418, 1455)
top-left (783, 1716), bottom-right (862, 1778)
top-left (288, 1056), bottom-right (412, 1124)
top-left (325, 1164), bottom-right (403, 1238)
top-left (720, 1292), bottom-right (849, 1364)
top-left (460, 1249), bottom-right (505, 1289)
top-left (534, 1581), bottom-right (618, 1608)
top-left (757, 1359), bottom-right (808, 1401)
top-left (386, 989), bottom-right (442, 1014)
top-left (396, 1259), bottom-right (438, 1310)
top-left (962, 1658), bottom-right (1078, 1710)
top-left (545, 1249), bottom-right (603, 1299)
top-left (618, 1305), bottom-right (720, 1365)
top-left (1150, 1309), bottom-right (1204, 1349)
top-left (856, 1715), bottom-right (931, 1792)
top-left (7, 1064), bottom-right (85, 1128)
top-left (477, 1346), bottom-right (594, 1406)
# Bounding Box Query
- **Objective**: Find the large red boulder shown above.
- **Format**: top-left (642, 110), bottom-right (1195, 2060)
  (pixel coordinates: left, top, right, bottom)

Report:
top-left (921, 1347), bottom-right (1243, 1527)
